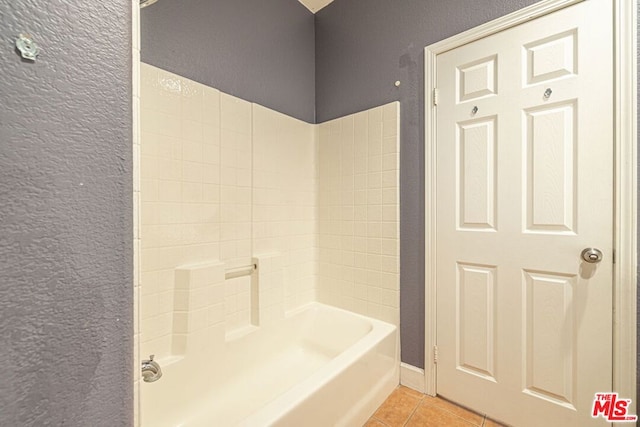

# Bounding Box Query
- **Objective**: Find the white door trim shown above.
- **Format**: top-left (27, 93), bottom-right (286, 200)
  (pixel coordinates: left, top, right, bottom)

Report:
top-left (612, 0), bottom-right (638, 415)
top-left (423, 0), bottom-right (637, 413)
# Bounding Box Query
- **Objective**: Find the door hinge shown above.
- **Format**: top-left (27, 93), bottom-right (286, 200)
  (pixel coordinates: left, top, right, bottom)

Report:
top-left (612, 249), bottom-right (616, 264)
top-left (433, 345), bottom-right (438, 364)
top-left (433, 88), bottom-right (439, 106)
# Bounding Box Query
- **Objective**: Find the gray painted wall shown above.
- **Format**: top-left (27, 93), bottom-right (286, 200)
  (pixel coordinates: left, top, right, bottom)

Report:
top-left (141, 0), bottom-right (316, 123)
top-left (0, 1), bottom-right (133, 426)
top-left (1, 1), bottom-right (636, 424)
top-left (315, 0), bottom-right (543, 369)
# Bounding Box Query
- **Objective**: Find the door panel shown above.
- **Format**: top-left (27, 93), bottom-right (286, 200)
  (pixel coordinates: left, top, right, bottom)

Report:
top-left (524, 101), bottom-right (577, 233)
top-left (435, 1), bottom-right (613, 426)
top-left (523, 269), bottom-right (577, 407)
top-left (456, 262), bottom-right (497, 381)
top-left (457, 117), bottom-right (497, 230)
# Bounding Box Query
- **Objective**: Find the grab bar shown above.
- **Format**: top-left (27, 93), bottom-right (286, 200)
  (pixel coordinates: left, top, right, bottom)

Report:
top-left (225, 263), bottom-right (257, 280)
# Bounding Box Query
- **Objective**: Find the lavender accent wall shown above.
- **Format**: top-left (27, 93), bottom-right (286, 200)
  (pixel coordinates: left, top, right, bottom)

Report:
top-left (141, 0), bottom-right (316, 123)
top-left (0, 1), bottom-right (636, 425)
top-left (0, 0), bottom-right (133, 425)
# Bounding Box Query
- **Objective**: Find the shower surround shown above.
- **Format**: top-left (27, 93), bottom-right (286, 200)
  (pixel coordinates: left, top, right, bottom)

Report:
top-left (317, 104), bottom-right (400, 326)
top-left (137, 63), bottom-right (399, 425)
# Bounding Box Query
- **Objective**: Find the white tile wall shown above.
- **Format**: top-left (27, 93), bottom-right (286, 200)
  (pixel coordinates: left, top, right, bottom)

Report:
top-left (252, 105), bottom-right (317, 311)
top-left (224, 275), bottom-right (252, 332)
top-left (255, 253), bottom-right (286, 324)
top-left (139, 64), bottom-right (319, 357)
top-left (220, 93), bottom-right (253, 270)
top-left (173, 262), bottom-right (225, 354)
top-left (140, 63), bottom-right (225, 358)
top-left (317, 103), bottom-right (400, 327)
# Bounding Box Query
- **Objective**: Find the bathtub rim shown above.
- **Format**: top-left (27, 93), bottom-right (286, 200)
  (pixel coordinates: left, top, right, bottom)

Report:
top-left (239, 302), bottom-right (398, 426)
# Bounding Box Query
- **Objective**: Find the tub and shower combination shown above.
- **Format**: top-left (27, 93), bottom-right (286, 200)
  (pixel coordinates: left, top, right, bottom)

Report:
top-left (142, 303), bottom-right (398, 426)
top-left (136, 39), bottom-right (401, 425)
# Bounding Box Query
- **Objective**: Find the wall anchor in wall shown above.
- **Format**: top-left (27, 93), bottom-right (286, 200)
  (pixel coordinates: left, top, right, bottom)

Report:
top-left (15, 34), bottom-right (40, 61)
top-left (394, 81), bottom-right (401, 87)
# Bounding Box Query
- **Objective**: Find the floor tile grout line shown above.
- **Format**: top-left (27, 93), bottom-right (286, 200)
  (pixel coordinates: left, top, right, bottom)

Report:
top-left (421, 396), bottom-right (485, 426)
top-left (367, 386), bottom-right (499, 427)
top-left (372, 416), bottom-right (391, 427)
top-left (428, 396), bottom-right (486, 426)
top-left (440, 408), bottom-right (481, 427)
top-left (401, 394), bottom-right (425, 427)
top-left (367, 386), bottom-right (422, 427)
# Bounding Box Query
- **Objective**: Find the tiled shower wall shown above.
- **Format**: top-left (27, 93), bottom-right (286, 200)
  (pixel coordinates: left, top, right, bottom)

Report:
top-left (140, 64), bottom-right (223, 359)
top-left (219, 94), bottom-right (253, 332)
top-left (139, 64), bottom-right (318, 359)
top-left (253, 105), bottom-right (317, 311)
top-left (317, 103), bottom-right (400, 327)
top-left (138, 63), bottom-right (399, 365)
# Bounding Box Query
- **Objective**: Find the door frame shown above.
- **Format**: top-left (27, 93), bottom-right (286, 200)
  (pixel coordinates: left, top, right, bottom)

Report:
top-left (423, 0), bottom-right (637, 413)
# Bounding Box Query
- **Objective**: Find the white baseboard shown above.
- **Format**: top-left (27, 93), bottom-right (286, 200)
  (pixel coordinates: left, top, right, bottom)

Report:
top-left (400, 363), bottom-right (426, 394)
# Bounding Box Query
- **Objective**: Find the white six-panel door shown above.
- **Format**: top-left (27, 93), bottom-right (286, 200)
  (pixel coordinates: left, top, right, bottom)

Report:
top-left (435, 1), bottom-right (613, 426)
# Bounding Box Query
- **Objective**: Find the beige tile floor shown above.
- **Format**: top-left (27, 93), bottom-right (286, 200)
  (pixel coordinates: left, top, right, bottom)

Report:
top-left (365, 386), bottom-right (507, 427)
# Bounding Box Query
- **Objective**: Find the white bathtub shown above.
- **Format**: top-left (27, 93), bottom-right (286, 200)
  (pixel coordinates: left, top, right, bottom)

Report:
top-left (141, 303), bottom-right (399, 427)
